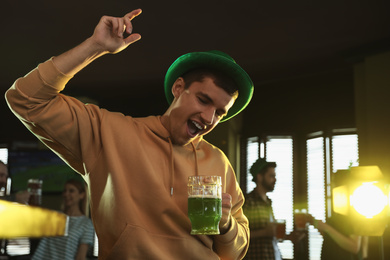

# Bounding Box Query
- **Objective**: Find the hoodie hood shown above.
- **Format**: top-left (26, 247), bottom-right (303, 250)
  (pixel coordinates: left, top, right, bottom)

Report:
top-left (140, 115), bottom-right (200, 195)
top-left (143, 115), bottom-right (204, 148)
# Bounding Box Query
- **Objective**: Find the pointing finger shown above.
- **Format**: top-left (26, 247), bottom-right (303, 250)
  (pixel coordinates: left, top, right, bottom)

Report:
top-left (124, 9), bottom-right (142, 35)
top-left (124, 8), bottom-right (142, 20)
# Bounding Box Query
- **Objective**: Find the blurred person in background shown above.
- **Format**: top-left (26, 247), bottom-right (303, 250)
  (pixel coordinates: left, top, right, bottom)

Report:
top-left (309, 169), bottom-right (368, 260)
top-left (32, 178), bottom-right (94, 260)
top-left (309, 214), bottom-right (368, 259)
top-left (0, 161), bottom-right (7, 188)
top-left (0, 161), bottom-right (8, 198)
top-left (0, 160), bottom-right (30, 203)
top-left (243, 158), bottom-right (305, 260)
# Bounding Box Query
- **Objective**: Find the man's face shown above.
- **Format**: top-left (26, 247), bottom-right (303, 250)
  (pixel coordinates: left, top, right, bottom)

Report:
top-left (0, 164), bottom-right (8, 185)
top-left (162, 77), bottom-right (235, 146)
top-left (260, 167), bottom-right (276, 192)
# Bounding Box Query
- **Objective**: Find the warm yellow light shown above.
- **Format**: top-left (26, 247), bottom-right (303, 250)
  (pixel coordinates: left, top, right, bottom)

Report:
top-left (350, 182), bottom-right (387, 218)
top-left (333, 185), bottom-right (349, 215)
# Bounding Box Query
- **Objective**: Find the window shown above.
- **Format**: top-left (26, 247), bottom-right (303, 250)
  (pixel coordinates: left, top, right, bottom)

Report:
top-left (0, 148), bottom-right (8, 164)
top-left (6, 239), bottom-right (30, 256)
top-left (245, 130), bottom-right (358, 260)
top-left (306, 137), bottom-right (325, 260)
top-left (266, 137), bottom-right (294, 259)
top-left (93, 233), bottom-right (99, 257)
top-left (331, 134), bottom-right (359, 172)
top-left (245, 136), bottom-right (294, 259)
top-left (246, 137), bottom-right (259, 193)
top-left (306, 130), bottom-right (359, 260)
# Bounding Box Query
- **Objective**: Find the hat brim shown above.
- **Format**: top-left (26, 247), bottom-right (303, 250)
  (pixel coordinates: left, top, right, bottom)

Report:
top-left (164, 51), bottom-right (254, 122)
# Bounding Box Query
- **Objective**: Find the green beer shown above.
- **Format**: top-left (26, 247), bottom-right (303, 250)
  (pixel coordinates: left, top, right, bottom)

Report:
top-left (188, 196), bottom-right (222, 235)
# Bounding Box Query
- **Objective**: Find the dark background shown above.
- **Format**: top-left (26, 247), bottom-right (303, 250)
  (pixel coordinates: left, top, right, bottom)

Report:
top-left (1, 0), bottom-right (390, 143)
top-left (1, 1), bottom-right (390, 259)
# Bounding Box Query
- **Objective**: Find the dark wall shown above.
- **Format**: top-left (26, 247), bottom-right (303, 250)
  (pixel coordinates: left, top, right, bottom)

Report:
top-left (0, 82), bottom-right (169, 145)
top-left (242, 68), bottom-right (355, 137)
top-left (2, 68), bottom-right (355, 146)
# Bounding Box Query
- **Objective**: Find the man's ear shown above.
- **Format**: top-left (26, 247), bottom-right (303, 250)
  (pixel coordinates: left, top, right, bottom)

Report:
top-left (255, 173), bottom-right (262, 183)
top-left (172, 77), bottom-right (185, 98)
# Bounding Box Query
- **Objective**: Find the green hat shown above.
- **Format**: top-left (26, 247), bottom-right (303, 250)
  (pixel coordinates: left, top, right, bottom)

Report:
top-left (249, 158), bottom-right (276, 179)
top-left (164, 50), bottom-right (254, 122)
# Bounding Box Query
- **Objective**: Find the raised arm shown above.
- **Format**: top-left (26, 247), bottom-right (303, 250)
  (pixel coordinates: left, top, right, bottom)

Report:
top-left (314, 219), bottom-right (361, 254)
top-left (5, 10), bottom-right (143, 175)
top-left (53, 9), bottom-right (142, 76)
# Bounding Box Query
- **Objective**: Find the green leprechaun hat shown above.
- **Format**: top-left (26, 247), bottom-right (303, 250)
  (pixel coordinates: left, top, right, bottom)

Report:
top-left (164, 50), bottom-right (254, 122)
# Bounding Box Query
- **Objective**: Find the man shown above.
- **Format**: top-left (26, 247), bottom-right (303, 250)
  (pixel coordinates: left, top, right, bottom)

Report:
top-left (0, 160), bottom-right (31, 258)
top-left (243, 158), bottom-right (282, 260)
top-left (0, 160), bottom-right (30, 203)
top-left (0, 161), bottom-right (9, 197)
top-left (6, 9), bottom-right (253, 259)
top-left (0, 160), bottom-right (7, 258)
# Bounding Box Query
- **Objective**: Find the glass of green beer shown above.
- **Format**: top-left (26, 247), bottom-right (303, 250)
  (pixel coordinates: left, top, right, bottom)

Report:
top-left (188, 176), bottom-right (222, 235)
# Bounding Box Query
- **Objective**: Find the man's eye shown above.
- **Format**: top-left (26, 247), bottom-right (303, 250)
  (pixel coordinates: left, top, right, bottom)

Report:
top-left (198, 97), bottom-right (207, 104)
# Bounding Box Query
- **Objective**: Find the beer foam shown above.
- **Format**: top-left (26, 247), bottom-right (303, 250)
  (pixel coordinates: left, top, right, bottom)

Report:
top-left (188, 194), bottom-right (220, 199)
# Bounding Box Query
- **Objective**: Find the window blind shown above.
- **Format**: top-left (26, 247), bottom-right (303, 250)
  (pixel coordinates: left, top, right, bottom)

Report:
top-left (246, 137), bottom-right (259, 193)
top-left (307, 137), bottom-right (325, 260)
top-left (266, 137), bottom-right (294, 259)
top-left (0, 148), bottom-right (8, 164)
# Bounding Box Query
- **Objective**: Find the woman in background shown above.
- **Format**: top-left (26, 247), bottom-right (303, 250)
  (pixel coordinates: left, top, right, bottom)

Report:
top-left (32, 178), bottom-right (95, 260)
top-left (310, 214), bottom-right (368, 260)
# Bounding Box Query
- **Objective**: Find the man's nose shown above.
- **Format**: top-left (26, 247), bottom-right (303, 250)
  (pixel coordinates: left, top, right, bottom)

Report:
top-left (201, 108), bottom-right (215, 125)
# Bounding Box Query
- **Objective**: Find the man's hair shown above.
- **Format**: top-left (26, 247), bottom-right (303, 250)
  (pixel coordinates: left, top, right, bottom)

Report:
top-left (63, 178), bottom-right (89, 216)
top-left (257, 162), bottom-right (277, 176)
top-left (249, 159), bottom-right (276, 183)
top-left (0, 160), bottom-right (6, 167)
top-left (181, 68), bottom-right (239, 99)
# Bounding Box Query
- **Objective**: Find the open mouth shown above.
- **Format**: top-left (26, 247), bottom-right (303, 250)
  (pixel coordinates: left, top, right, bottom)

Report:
top-left (188, 120), bottom-right (204, 137)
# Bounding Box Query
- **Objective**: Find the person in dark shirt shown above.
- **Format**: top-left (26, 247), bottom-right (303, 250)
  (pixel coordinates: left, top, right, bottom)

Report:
top-left (310, 211), bottom-right (367, 259)
top-left (244, 158), bottom-right (305, 260)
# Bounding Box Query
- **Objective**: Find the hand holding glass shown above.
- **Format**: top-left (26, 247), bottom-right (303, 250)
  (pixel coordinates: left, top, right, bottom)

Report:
top-left (294, 209), bottom-right (309, 230)
top-left (275, 219), bottom-right (286, 241)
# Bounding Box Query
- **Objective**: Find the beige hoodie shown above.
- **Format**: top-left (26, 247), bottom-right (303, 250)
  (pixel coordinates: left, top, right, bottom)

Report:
top-left (5, 59), bottom-right (249, 259)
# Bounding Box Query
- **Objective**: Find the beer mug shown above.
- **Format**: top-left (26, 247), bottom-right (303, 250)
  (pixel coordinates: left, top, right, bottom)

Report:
top-left (294, 209), bottom-right (309, 230)
top-left (27, 179), bottom-right (43, 206)
top-left (187, 176), bottom-right (222, 235)
top-left (275, 219), bottom-right (286, 241)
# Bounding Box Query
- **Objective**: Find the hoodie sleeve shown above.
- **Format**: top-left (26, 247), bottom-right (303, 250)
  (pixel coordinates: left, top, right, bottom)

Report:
top-left (5, 59), bottom-right (104, 175)
top-left (213, 167), bottom-right (250, 260)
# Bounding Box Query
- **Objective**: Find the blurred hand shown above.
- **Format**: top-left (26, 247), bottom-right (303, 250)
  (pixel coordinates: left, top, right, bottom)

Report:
top-left (15, 190), bottom-right (30, 204)
top-left (90, 9), bottom-right (142, 54)
top-left (314, 219), bottom-right (326, 232)
top-left (287, 230), bottom-right (306, 243)
top-left (306, 213), bottom-right (316, 225)
top-left (264, 222), bottom-right (277, 237)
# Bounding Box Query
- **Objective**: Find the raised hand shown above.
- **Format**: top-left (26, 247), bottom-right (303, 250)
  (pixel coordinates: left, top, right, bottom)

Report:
top-left (52, 9), bottom-right (143, 75)
top-left (91, 9), bottom-right (142, 54)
